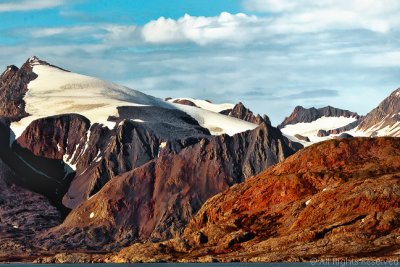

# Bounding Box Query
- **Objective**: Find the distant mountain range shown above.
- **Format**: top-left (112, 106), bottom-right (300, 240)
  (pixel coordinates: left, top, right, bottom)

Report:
top-left (279, 88), bottom-right (400, 145)
top-left (0, 57), bottom-right (399, 263)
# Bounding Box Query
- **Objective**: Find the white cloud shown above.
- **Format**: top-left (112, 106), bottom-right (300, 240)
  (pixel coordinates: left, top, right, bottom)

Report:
top-left (243, 0), bottom-right (400, 33)
top-left (0, 0), bottom-right (66, 12)
top-left (141, 12), bottom-right (262, 46)
top-left (29, 26), bottom-right (96, 38)
top-left (353, 51), bottom-right (400, 67)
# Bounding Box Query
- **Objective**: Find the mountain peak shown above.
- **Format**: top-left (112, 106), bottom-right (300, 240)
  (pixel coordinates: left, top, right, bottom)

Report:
top-left (26, 56), bottom-right (48, 67)
top-left (355, 87), bottom-right (400, 136)
top-left (279, 105), bottom-right (359, 129)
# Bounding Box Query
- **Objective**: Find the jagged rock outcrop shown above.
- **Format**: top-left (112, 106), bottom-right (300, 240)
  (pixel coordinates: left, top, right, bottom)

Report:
top-left (39, 122), bottom-right (300, 250)
top-left (279, 106), bottom-right (360, 129)
top-left (356, 88), bottom-right (400, 137)
top-left (317, 129), bottom-right (329, 137)
top-left (107, 137), bottom-right (400, 263)
top-left (294, 134), bottom-right (310, 142)
top-left (0, 61), bottom-right (35, 121)
top-left (220, 102), bottom-right (271, 125)
top-left (327, 119), bottom-right (362, 135)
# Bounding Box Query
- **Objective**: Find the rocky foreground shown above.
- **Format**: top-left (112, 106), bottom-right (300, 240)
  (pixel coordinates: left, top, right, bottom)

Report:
top-left (34, 137), bottom-right (400, 263)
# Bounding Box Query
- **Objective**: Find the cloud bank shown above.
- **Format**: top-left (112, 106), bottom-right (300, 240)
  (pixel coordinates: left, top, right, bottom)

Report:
top-left (243, 0), bottom-right (400, 33)
top-left (0, 0), bottom-right (66, 12)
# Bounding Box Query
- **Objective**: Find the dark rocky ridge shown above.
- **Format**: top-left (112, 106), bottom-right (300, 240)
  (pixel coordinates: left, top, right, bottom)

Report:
top-left (294, 134), bottom-right (310, 142)
top-left (0, 61), bottom-right (35, 121)
top-left (39, 122), bottom-right (300, 251)
top-left (220, 102), bottom-right (271, 125)
top-left (13, 107), bottom-right (211, 209)
top-left (326, 118), bottom-right (362, 135)
top-left (279, 105), bottom-right (360, 129)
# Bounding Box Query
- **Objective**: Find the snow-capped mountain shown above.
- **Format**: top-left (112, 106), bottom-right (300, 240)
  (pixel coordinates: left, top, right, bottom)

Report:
top-left (4, 57), bottom-right (257, 138)
top-left (279, 88), bottom-right (400, 145)
top-left (0, 56), bottom-right (301, 254)
top-left (349, 88), bottom-right (400, 137)
top-left (279, 106), bottom-right (360, 145)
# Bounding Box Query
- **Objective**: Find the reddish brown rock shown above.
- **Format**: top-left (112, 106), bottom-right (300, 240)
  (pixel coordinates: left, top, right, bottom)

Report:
top-left (40, 122), bottom-right (299, 250)
top-left (110, 137), bottom-right (400, 263)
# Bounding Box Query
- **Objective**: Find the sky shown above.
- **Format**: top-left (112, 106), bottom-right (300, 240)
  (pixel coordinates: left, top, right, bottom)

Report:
top-left (0, 0), bottom-right (399, 125)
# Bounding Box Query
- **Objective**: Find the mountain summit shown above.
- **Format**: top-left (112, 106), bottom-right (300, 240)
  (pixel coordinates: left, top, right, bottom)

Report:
top-left (353, 88), bottom-right (400, 137)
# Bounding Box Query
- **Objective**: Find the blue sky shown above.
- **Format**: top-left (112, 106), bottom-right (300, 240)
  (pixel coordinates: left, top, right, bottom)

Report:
top-left (0, 0), bottom-right (399, 124)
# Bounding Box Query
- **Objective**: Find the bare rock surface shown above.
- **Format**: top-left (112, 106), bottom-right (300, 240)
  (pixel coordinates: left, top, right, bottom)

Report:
top-left (107, 137), bottom-right (400, 263)
top-left (39, 122), bottom-right (299, 250)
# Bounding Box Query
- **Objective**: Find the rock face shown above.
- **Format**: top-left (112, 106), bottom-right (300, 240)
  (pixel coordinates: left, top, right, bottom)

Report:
top-left (0, 60), bottom-right (36, 121)
top-left (356, 88), bottom-right (400, 137)
top-left (220, 102), bottom-right (271, 125)
top-left (294, 134), bottom-right (310, 142)
top-left (0, 122), bottom-right (62, 261)
top-left (11, 107), bottom-right (210, 209)
top-left (40, 122), bottom-right (300, 250)
top-left (279, 106), bottom-right (359, 129)
top-left (0, 157), bottom-right (62, 261)
top-left (111, 137), bottom-right (400, 263)
top-left (317, 129), bottom-right (329, 137)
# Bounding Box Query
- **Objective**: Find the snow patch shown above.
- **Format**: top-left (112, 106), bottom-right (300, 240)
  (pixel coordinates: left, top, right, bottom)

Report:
top-left (57, 143), bottom-right (62, 152)
top-left (94, 150), bottom-right (102, 163)
top-left (132, 119), bottom-right (145, 123)
top-left (305, 199), bottom-right (311, 206)
top-left (172, 103), bottom-right (257, 136)
top-left (281, 116), bottom-right (358, 146)
top-left (159, 142), bottom-right (167, 149)
top-left (63, 144), bottom-right (79, 171)
top-left (102, 121), bottom-right (116, 130)
top-left (157, 141), bottom-right (168, 157)
top-left (89, 212), bottom-right (95, 219)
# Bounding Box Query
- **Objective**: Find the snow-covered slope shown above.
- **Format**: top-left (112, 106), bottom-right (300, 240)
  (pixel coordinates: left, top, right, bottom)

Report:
top-left (10, 57), bottom-right (256, 137)
top-left (281, 116), bottom-right (358, 146)
top-left (349, 88), bottom-right (400, 137)
top-left (171, 103), bottom-right (257, 135)
top-left (167, 97), bottom-right (234, 113)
